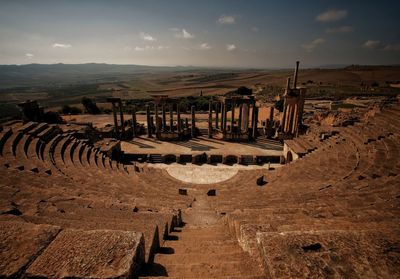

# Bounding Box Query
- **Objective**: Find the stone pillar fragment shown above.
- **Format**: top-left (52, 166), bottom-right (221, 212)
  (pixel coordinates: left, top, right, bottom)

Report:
top-left (146, 105), bottom-right (152, 137)
top-left (230, 99), bottom-right (235, 133)
top-left (269, 106), bottom-right (274, 122)
top-left (154, 104), bottom-right (159, 138)
top-left (131, 106), bottom-right (137, 137)
top-left (177, 104), bottom-right (181, 133)
top-left (293, 61), bottom-right (299, 89)
top-left (162, 104), bottom-right (166, 132)
top-left (242, 103), bottom-right (249, 132)
top-left (222, 102), bottom-right (227, 134)
top-left (215, 102), bottom-right (219, 129)
top-left (191, 105), bottom-right (196, 138)
top-left (238, 103), bottom-right (243, 132)
top-left (169, 104), bottom-right (174, 132)
top-left (208, 101), bottom-right (212, 138)
top-left (111, 103), bottom-right (119, 137)
top-left (252, 106), bottom-right (258, 139)
top-left (119, 101), bottom-right (125, 133)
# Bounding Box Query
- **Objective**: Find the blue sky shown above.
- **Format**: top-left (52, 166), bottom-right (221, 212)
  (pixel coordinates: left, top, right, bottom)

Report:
top-left (0, 0), bottom-right (399, 67)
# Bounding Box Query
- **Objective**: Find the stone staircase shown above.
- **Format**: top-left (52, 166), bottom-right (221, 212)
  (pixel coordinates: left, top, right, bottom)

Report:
top-left (140, 193), bottom-right (265, 278)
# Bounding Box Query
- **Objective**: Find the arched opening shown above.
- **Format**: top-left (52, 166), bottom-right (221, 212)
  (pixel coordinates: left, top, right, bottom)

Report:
top-left (163, 154), bottom-right (177, 164)
top-left (286, 151), bottom-right (293, 163)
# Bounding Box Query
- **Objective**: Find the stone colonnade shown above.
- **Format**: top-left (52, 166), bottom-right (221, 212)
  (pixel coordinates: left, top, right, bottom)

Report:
top-left (148, 95), bottom-right (195, 139)
top-left (107, 97), bottom-right (125, 138)
top-left (280, 61), bottom-right (306, 137)
top-left (208, 96), bottom-right (258, 140)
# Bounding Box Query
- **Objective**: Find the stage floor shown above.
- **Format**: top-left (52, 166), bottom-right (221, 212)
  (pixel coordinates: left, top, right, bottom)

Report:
top-left (121, 135), bottom-right (283, 156)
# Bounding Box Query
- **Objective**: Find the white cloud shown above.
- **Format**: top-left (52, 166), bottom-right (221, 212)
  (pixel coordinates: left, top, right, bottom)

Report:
top-left (140, 32), bottom-right (156, 41)
top-left (172, 28), bottom-right (194, 39)
top-left (382, 43), bottom-right (400, 51)
top-left (25, 53), bottom-right (34, 58)
top-left (156, 45), bottom-right (169, 50)
top-left (316, 9), bottom-right (347, 22)
top-left (302, 38), bottom-right (325, 52)
top-left (226, 44), bottom-right (236, 51)
top-left (200, 43), bottom-right (211, 50)
top-left (251, 26), bottom-right (259, 32)
top-left (362, 40), bottom-right (381, 50)
top-left (325, 26), bottom-right (354, 34)
top-left (133, 45), bottom-right (169, 51)
top-left (218, 15), bottom-right (235, 25)
top-left (123, 46), bottom-right (132, 51)
top-left (52, 43), bottom-right (72, 48)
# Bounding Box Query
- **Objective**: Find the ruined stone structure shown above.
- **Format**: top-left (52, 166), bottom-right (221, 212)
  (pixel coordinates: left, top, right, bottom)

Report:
top-left (1, 59), bottom-right (400, 278)
top-left (106, 97), bottom-right (126, 139)
top-left (107, 97), bottom-right (140, 140)
top-left (280, 61), bottom-right (306, 138)
top-left (146, 95), bottom-right (194, 140)
top-left (1, 100), bottom-right (399, 278)
top-left (209, 95), bottom-right (259, 141)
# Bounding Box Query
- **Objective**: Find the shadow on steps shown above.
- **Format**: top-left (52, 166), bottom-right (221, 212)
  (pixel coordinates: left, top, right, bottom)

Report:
top-left (139, 262), bottom-right (168, 277)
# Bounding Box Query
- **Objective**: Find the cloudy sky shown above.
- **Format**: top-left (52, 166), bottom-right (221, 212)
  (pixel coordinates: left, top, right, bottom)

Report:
top-left (0, 0), bottom-right (399, 67)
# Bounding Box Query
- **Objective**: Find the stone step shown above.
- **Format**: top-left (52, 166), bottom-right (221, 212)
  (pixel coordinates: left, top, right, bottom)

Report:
top-left (170, 232), bottom-right (233, 241)
top-left (154, 252), bottom-right (245, 265)
top-left (154, 261), bottom-right (263, 277)
top-left (141, 276), bottom-right (265, 279)
top-left (164, 241), bottom-right (241, 254)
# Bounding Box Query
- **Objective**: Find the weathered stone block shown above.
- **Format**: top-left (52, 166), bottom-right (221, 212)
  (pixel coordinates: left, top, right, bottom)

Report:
top-left (0, 221), bottom-right (61, 278)
top-left (26, 229), bottom-right (145, 279)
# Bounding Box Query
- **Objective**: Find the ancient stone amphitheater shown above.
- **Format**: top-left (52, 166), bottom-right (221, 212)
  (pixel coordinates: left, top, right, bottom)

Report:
top-left (1, 101), bottom-right (399, 278)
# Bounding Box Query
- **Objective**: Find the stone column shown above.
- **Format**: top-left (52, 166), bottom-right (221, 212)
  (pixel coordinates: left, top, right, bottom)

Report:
top-left (146, 105), bottom-right (152, 137)
top-left (230, 99), bottom-right (235, 133)
top-left (285, 105), bottom-right (292, 133)
top-left (111, 102), bottom-right (119, 137)
top-left (238, 103), bottom-right (243, 132)
top-left (191, 105), bottom-right (196, 138)
top-left (208, 100), bottom-right (212, 138)
top-left (220, 102), bottom-right (224, 130)
top-left (293, 61), bottom-right (299, 89)
top-left (162, 104), bottom-right (166, 132)
top-left (252, 105), bottom-right (258, 139)
top-left (177, 104), bottom-right (181, 133)
top-left (131, 105), bottom-right (137, 137)
top-left (169, 104), bottom-right (174, 132)
top-left (243, 103), bottom-right (249, 132)
top-left (269, 106), bottom-right (274, 122)
top-left (223, 102), bottom-right (227, 133)
top-left (154, 103), bottom-right (159, 138)
top-left (292, 104), bottom-right (298, 134)
top-left (267, 106), bottom-right (274, 134)
top-left (215, 102), bottom-right (219, 129)
top-left (281, 103), bottom-right (287, 132)
top-left (119, 101), bottom-right (125, 133)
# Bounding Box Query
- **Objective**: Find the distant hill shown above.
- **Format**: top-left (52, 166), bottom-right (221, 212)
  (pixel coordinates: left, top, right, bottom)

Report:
top-left (0, 63), bottom-right (187, 88)
top-left (0, 63), bottom-right (399, 89)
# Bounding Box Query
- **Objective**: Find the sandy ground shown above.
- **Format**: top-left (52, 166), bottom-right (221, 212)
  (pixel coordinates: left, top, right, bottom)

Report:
top-left (151, 163), bottom-right (281, 184)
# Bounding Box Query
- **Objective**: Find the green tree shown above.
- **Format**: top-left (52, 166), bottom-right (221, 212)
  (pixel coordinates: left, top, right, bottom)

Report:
top-left (81, 97), bottom-right (100, 114)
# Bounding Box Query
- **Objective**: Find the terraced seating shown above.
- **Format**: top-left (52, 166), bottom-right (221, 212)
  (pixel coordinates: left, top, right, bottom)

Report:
top-left (1, 101), bottom-right (399, 278)
top-left (208, 103), bottom-right (400, 277)
top-left (0, 122), bottom-right (194, 278)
